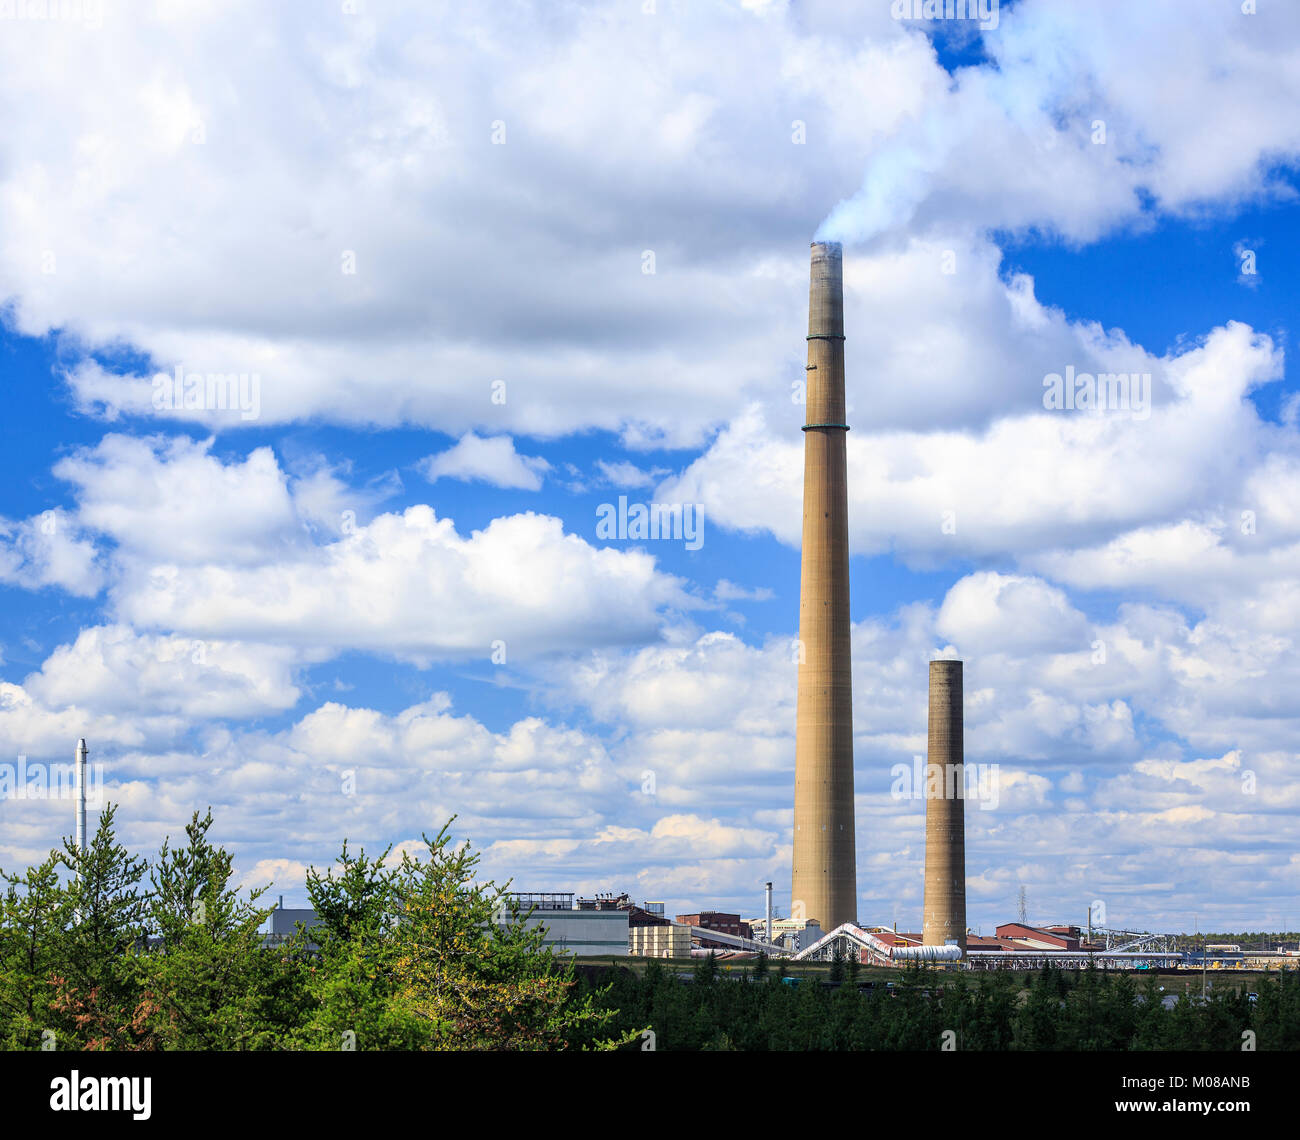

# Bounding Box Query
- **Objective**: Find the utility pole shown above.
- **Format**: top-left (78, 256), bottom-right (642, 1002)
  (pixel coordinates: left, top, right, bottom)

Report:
top-left (1195, 914), bottom-right (1206, 999)
top-left (765, 881), bottom-right (773, 949)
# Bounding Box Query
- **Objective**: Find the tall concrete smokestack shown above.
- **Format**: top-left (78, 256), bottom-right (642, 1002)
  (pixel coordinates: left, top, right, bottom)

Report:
top-left (923, 661), bottom-right (966, 951)
top-left (791, 241), bottom-right (856, 933)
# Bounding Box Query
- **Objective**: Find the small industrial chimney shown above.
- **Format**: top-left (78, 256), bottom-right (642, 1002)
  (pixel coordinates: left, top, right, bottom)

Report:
top-left (74, 738), bottom-right (88, 857)
top-left (922, 661), bottom-right (966, 952)
top-left (791, 241), bottom-right (857, 933)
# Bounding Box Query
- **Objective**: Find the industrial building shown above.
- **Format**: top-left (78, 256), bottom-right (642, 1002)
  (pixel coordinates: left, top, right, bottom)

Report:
top-left (674, 912), bottom-right (753, 946)
top-left (747, 916), bottom-right (823, 953)
top-left (986, 923), bottom-right (1099, 952)
top-left (627, 900), bottom-right (695, 956)
top-left (831, 924), bottom-right (1104, 956)
top-left (630, 923), bottom-right (692, 958)
top-left (505, 891), bottom-right (792, 958)
top-left (1185, 946), bottom-right (1300, 971)
top-left (263, 898), bottom-right (321, 949)
top-left (506, 892), bottom-right (630, 957)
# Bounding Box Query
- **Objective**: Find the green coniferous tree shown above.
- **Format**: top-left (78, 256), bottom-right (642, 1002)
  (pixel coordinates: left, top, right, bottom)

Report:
top-left (137, 810), bottom-right (291, 1049)
top-left (0, 852), bottom-right (65, 1048)
top-left (844, 948), bottom-right (860, 986)
top-left (50, 804), bottom-right (151, 1049)
top-left (387, 820), bottom-right (636, 1050)
top-left (828, 942), bottom-right (845, 984)
top-left (294, 839), bottom-right (429, 1050)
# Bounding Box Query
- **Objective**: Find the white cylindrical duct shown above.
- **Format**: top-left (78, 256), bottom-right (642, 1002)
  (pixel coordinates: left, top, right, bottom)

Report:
top-left (891, 943), bottom-right (963, 962)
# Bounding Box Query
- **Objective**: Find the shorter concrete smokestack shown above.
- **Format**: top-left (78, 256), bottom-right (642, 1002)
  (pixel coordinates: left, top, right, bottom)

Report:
top-left (922, 661), bottom-right (966, 952)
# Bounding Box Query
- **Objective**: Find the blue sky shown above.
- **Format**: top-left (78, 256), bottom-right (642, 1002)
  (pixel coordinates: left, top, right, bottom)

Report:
top-left (2, 0), bottom-right (1299, 935)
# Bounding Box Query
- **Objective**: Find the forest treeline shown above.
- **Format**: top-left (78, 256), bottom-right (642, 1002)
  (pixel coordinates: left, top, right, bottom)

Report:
top-left (570, 954), bottom-right (1300, 1051)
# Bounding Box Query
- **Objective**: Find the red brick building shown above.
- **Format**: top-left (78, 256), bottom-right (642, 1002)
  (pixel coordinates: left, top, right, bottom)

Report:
top-left (674, 911), bottom-right (753, 947)
top-left (995, 923), bottom-right (1081, 951)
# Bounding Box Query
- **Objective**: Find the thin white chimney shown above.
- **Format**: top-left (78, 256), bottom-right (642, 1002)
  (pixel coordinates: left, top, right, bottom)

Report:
top-left (74, 738), bottom-right (88, 859)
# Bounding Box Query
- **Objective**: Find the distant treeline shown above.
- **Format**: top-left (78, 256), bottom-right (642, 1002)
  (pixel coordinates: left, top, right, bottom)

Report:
top-left (1175, 933), bottom-right (1299, 948)
top-left (565, 955), bottom-right (1300, 1051)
